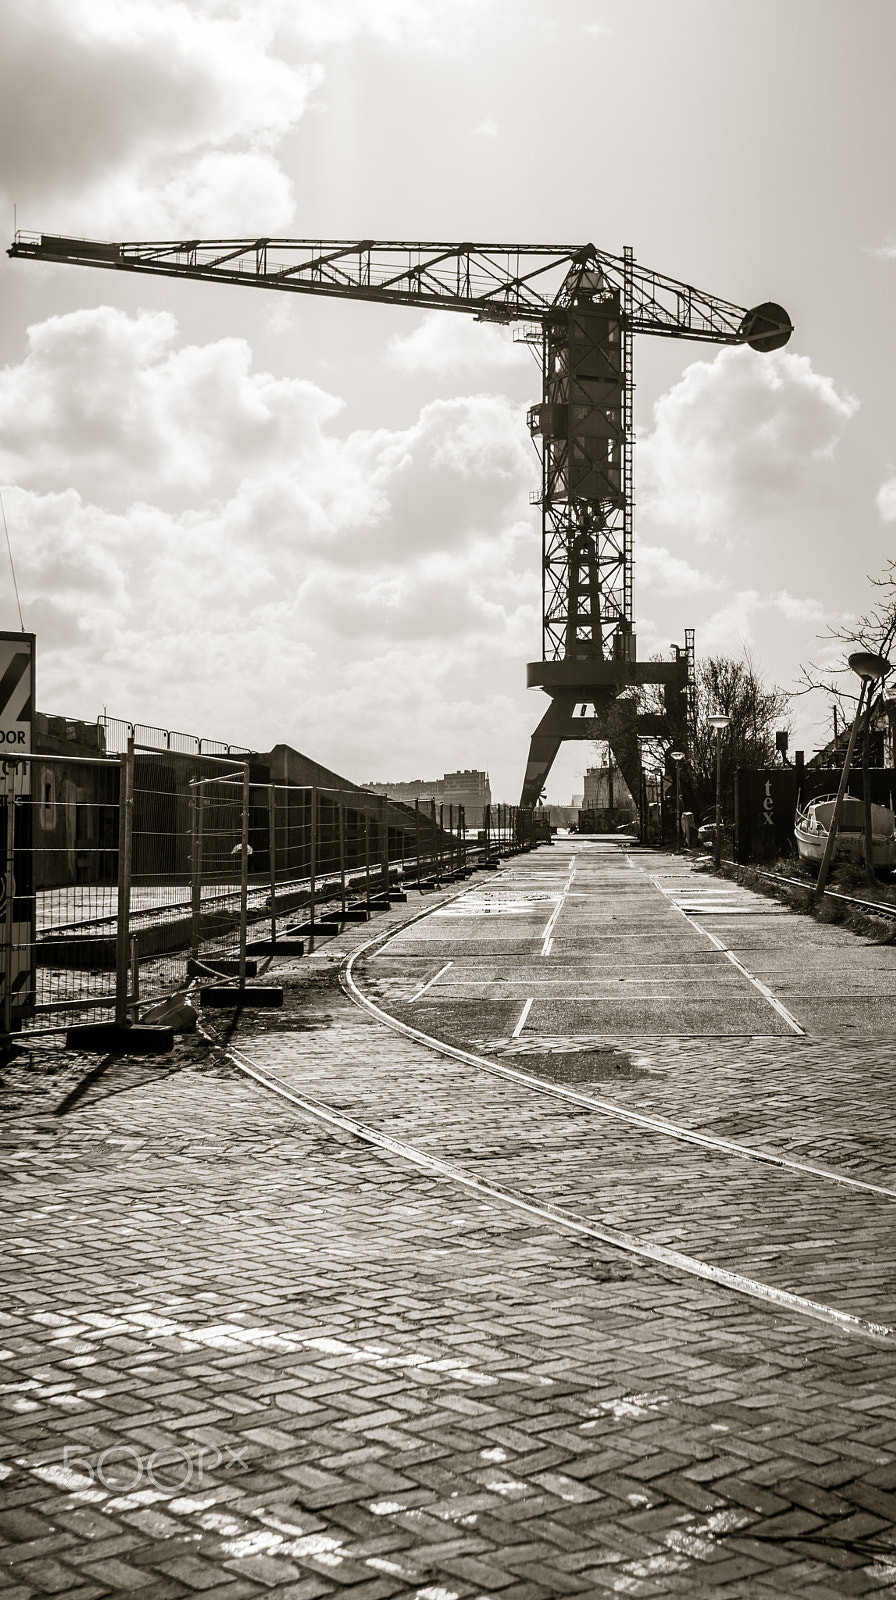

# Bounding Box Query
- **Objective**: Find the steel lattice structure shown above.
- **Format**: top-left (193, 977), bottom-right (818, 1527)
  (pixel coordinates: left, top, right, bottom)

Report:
top-left (9, 232), bottom-right (791, 806)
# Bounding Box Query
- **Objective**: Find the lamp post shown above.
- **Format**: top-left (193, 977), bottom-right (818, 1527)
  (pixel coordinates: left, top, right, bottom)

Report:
top-left (670, 750), bottom-right (685, 852)
top-left (708, 713), bottom-right (730, 869)
top-left (857, 657), bottom-right (885, 886)
top-left (637, 736), bottom-right (651, 844)
top-left (815, 650), bottom-right (891, 896)
top-left (853, 653), bottom-right (891, 886)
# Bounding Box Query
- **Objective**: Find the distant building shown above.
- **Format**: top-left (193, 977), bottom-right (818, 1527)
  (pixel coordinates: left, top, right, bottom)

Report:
top-left (583, 763), bottom-right (635, 813)
top-left (542, 804), bottom-right (580, 827)
top-left (362, 769), bottom-right (492, 827)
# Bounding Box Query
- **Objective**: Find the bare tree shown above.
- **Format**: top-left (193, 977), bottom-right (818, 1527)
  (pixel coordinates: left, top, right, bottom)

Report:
top-left (796, 559), bottom-right (896, 751)
top-left (687, 652), bottom-right (791, 817)
top-left (596, 649), bottom-right (791, 819)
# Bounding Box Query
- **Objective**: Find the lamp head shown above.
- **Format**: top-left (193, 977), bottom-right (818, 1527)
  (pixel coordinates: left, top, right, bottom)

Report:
top-left (848, 650), bottom-right (891, 682)
top-left (708, 713), bottom-right (731, 732)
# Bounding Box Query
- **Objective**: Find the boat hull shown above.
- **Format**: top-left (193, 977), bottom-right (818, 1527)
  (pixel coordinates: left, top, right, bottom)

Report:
top-left (794, 795), bottom-right (896, 869)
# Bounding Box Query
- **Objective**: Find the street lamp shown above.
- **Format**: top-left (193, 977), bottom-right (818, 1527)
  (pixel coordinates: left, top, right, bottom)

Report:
top-left (670, 750), bottom-right (685, 851)
top-left (708, 713), bottom-right (730, 869)
top-left (815, 650), bottom-right (891, 895)
top-left (637, 735), bottom-right (654, 844)
top-left (851, 658), bottom-right (892, 886)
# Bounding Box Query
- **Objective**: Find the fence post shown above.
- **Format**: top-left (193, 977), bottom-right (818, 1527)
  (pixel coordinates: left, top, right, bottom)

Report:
top-left (414, 798), bottom-right (421, 889)
top-left (239, 763), bottom-right (250, 985)
top-left (190, 782), bottom-right (203, 960)
top-left (268, 784), bottom-right (278, 948)
top-left (363, 803), bottom-right (371, 912)
top-left (129, 934), bottom-right (140, 1021)
top-left (1, 767), bottom-right (15, 1037)
top-left (460, 805), bottom-right (466, 873)
top-left (309, 782), bottom-right (317, 953)
top-left (338, 795), bottom-right (346, 919)
top-left (485, 802), bottom-right (491, 863)
top-left (430, 799), bottom-right (438, 880)
top-left (380, 794), bottom-right (389, 897)
top-left (115, 739), bottom-right (134, 1027)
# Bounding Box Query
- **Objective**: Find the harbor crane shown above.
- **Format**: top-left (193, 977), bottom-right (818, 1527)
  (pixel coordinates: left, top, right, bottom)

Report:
top-left (8, 231), bottom-right (791, 807)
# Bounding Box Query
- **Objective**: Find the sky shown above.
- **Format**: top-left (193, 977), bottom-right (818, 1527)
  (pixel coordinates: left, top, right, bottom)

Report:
top-left (1, 0), bottom-right (895, 802)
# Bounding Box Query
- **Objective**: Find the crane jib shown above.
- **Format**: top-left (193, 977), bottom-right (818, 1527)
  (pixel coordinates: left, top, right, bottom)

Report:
top-left (7, 228), bottom-right (793, 806)
top-left (9, 233), bottom-right (792, 348)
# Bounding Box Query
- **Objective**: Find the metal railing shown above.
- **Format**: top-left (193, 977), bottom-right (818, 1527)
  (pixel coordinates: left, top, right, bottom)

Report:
top-left (98, 714), bottom-right (250, 758)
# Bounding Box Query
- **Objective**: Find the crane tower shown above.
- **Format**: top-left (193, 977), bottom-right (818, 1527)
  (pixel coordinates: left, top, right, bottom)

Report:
top-left (9, 232), bottom-right (791, 805)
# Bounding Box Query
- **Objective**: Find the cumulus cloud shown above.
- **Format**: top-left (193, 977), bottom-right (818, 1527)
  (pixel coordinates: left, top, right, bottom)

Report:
top-left (388, 312), bottom-right (530, 375)
top-left (768, 589), bottom-right (830, 625)
top-left (638, 345), bottom-right (859, 541)
top-left (635, 544), bottom-right (722, 596)
top-left (877, 475), bottom-right (896, 521)
top-left (278, 0), bottom-right (482, 49)
top-left (2, 0), bottom-right (320, 235)
top-left (0, 306), bottom-right (539, 778)
top-left (695, 586), bottom-right (844, 658)
top-left (0, 305), bottom-right (346, 505)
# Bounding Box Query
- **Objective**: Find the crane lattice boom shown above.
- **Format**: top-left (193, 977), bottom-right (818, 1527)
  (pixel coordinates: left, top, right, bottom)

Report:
top-left (8, 230), bottom-right (792, 806)
top-left (9, 233), bottom-right (790, 348)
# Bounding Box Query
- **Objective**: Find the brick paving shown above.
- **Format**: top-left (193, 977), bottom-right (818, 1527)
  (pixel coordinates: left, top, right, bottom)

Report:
top-left (2, 845), bottom-right (896, 1596)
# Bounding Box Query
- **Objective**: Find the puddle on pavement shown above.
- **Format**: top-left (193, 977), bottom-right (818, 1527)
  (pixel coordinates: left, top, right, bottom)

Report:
top-left (468, 1039), bottom-right (651, 1082)
top-left (583, 1255), bottom-right (637, 1281)
top-left (509, 1049), bottom-right (650, 1083)
top-left (244, 1013), bottom-right (335, 1033)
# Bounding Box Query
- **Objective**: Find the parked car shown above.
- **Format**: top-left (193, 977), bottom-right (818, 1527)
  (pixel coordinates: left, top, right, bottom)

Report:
top-left (696, 811), bottom-right (731, 847)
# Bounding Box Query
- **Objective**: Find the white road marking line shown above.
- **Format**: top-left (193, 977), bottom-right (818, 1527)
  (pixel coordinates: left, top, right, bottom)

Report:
top-left (651, 877), bottom-right (805, 1036)
top-left (408, 962), bottom-right (453, 1002)
top-left (723, 948), bottom-right (807, 1033)
top-left (512, 998), bottom-right (533, 1037)
top-left (540, 860), bottom-right (576, 953)
top-left (343, 889), bottom-right (896, 1202)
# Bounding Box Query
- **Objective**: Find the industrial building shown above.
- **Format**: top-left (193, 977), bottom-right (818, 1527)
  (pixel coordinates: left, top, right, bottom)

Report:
top-left (361, 770), bottom-right (492, 828)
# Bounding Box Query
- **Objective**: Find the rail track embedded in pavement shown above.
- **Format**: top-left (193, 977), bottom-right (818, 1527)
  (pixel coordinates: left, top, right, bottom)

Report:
top-left (193, 856), bottom-right (896, 1346)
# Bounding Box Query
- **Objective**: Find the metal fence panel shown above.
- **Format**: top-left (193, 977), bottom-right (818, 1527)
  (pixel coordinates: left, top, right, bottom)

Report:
top-left (6, 753), bottom-right (122, 1031)
top-left (2, 753), bottom-right (520, 1041)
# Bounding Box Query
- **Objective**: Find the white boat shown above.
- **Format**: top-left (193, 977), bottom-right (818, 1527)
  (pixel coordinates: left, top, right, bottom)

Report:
top-left (794, 793), bottom-right (896, 868)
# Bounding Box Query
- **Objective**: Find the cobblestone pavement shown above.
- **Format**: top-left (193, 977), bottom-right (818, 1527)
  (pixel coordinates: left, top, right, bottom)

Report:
top-left (2, 843), bottom-right (896, 1598)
